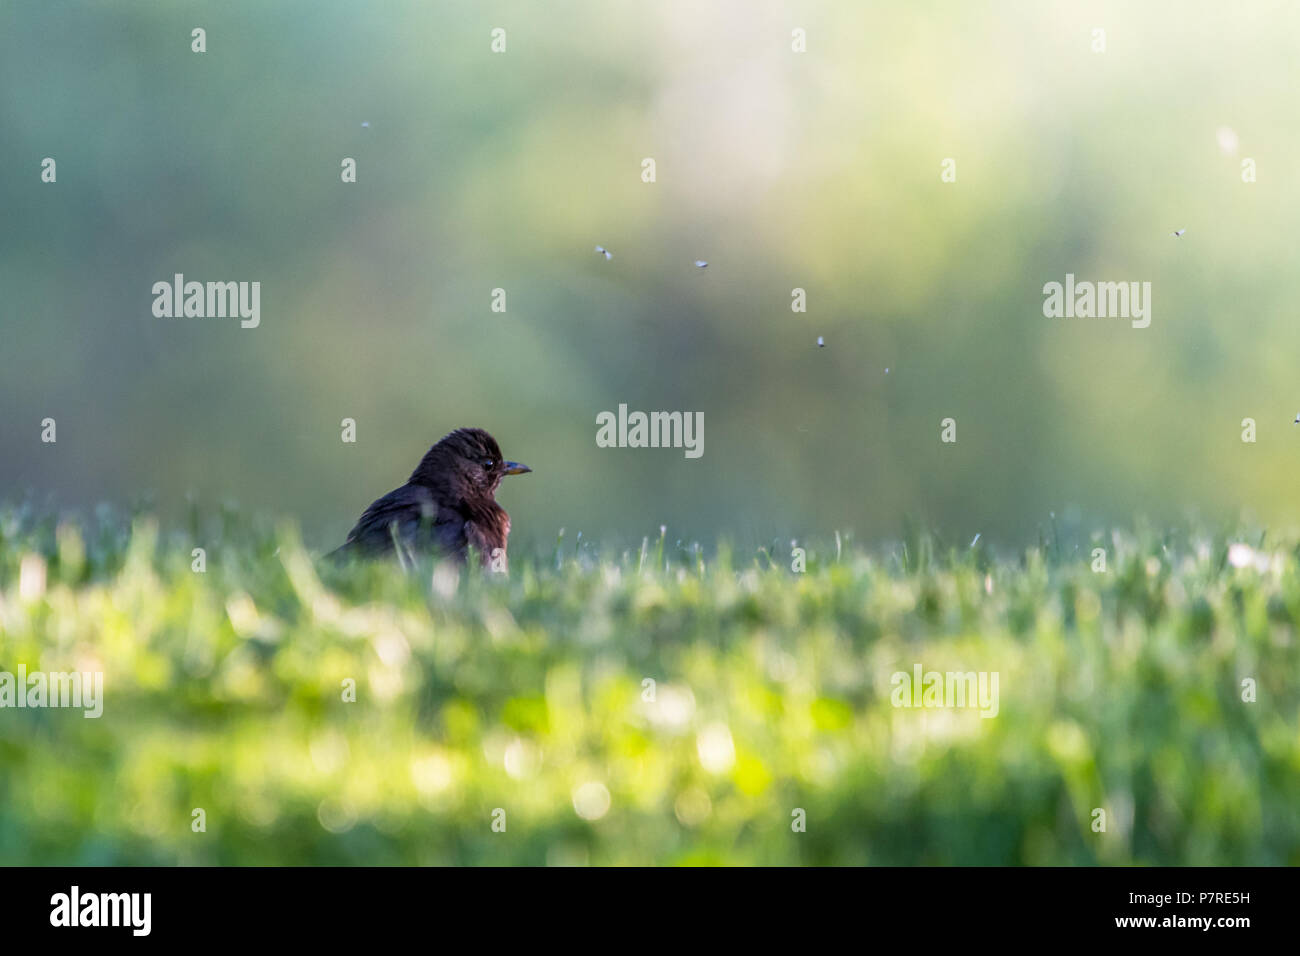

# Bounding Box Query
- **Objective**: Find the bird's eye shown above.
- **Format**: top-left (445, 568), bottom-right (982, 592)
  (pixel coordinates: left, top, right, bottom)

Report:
top-left (483, 459), bottom-right (495, 469)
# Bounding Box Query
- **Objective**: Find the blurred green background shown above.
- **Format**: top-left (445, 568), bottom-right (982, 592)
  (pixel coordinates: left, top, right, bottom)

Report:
top-left (3, 0), bottom-right (1299, 551)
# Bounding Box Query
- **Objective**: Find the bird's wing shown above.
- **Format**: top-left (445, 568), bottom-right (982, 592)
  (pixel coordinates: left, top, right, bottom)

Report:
top-left (332, 484), bottom-right (438, 559)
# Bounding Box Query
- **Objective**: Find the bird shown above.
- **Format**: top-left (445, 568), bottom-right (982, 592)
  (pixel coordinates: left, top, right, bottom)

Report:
top-left (1171, 228), bottom-right (1186, 237)
top-left (595, 245), bottom-right (613, 260)
top-left (693, 259), bottom-right (708, 268)
top-left (330, 428), bottom-right (531, 568)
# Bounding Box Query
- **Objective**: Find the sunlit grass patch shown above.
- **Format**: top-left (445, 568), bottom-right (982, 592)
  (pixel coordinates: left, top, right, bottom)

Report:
top-left (0, 507), bottom-right (1297, 865)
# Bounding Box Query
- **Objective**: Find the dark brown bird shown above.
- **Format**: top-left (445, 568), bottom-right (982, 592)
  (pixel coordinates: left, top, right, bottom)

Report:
top-left (330, 428), bottom-right (531, 568)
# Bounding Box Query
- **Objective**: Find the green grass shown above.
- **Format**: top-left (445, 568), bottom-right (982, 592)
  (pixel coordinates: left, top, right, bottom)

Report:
top-left (0, 504), bottom-right (1297, 865)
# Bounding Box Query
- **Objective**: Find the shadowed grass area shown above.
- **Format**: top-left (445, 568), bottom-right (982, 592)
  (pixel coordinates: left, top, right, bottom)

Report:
top-left (0, 504), bottom-right (1297, 865)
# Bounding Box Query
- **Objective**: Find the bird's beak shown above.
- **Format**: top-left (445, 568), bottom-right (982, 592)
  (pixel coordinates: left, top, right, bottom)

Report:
top-left (503, 461), bottom-right (532, 475)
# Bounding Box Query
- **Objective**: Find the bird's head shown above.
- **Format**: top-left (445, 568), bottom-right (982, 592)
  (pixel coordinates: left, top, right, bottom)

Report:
top-left (410, 427), bottom-right (531, 503)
